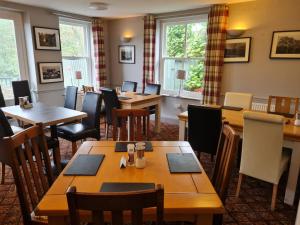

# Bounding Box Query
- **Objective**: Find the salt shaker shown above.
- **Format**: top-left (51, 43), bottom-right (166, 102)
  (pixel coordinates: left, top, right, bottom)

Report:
top-left (127, 143), bottom-right (135, 166)
top-left (135, 142), bottom-right (146, 169)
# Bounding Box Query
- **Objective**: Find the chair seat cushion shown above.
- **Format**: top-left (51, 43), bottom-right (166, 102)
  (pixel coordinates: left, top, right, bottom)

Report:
top-left (57, 123), bottom-right (99, 141)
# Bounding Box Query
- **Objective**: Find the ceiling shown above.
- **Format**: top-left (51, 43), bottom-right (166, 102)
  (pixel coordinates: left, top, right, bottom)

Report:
top-left (5, 0), bottom-right (253, 18)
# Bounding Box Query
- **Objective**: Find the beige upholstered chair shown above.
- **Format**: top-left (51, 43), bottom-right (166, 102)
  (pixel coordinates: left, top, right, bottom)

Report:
top-left (224, 92), bottom-right (253, 110)
top-left (235, 111), bottom-right (291, 211)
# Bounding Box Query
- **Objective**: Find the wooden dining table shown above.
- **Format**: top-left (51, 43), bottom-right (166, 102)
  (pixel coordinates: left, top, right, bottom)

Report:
top-left (35, 141), bottom-right (224, 225)
top-left (178, 109), bottom-right (300, 206)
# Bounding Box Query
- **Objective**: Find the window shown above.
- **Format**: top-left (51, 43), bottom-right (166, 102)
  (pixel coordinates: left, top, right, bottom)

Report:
top-left (59, 18), bottom-right (93, 88)
top-left (0, 10), bottom-right (28, 99)
top-left (160, 15), bottom-right (208, 99)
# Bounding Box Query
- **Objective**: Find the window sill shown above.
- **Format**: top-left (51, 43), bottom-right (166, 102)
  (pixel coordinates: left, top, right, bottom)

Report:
top-left (161, 93), bottom-right (202, 101)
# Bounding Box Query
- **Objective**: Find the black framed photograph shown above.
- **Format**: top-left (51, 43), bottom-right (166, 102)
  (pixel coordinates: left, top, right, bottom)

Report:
top-left (34, 26), bottom-right (61, 50)
top-left (270, 30), bottom-right (300, 59)
top-left (38, 62), bottom-right (64, 84)
top-left (224, 37), bottom-right (251, 63)
top-left (119, 45), bottom-right (135, 64)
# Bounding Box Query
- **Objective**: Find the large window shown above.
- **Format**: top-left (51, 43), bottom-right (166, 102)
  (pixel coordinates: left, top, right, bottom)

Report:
top-left (0, 10), bottom-right (28, 99)
top-left (59, 18), bottom-right (93, 88)
top-left (160, 15), bottom-right (207, 98)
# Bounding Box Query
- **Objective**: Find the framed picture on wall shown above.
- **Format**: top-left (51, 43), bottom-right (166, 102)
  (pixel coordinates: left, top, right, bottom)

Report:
top-left (38, 62), bottom-right (64, 84)
top-left (34, 26), bottom-right (61, 50)
top-left (119, 45), bottom-right (135, 64)
top-left (270, 30), bottom-right (300, 59)
top-left (224, 37), bottom-right (251, 63)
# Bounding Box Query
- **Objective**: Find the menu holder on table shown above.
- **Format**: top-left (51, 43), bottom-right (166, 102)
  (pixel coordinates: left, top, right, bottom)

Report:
top-left (166, 153), bottom-right (201, 173)
top-left (118, 96), bottom-right (132, 100)
top-left (115, 141), bottom-right (153, 152)
top-left (222, 106), bottom-right (243, 111)
top-left (100, 182), bottom-right (155, 192)
top-left (64, 154), bottom-right (105, 176)
top-left (135, 93), bottom-right (151, 96)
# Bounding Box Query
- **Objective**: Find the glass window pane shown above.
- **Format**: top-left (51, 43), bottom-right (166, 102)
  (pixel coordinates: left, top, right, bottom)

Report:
top-left (0, 19), bottom-right (21, 99)
top-left (165, 24), bottom-right (185, 58)
top-left (186, 22), bottom-right (207, 58)
top-left (60, 23), bottom-right (86, 57)
top-left (183, 60), bottom-right (205, 92)
top-left (62, 58), bottom-right (89, 87)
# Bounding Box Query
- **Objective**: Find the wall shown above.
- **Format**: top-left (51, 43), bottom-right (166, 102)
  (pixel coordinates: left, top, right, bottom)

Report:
top-left (107, 16), bottom-right (144, 91)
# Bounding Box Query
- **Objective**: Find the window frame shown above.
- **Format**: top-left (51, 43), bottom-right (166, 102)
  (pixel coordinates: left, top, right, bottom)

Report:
top-left (59, 17), bottom-right (94, 87)
top-left (159, 15), bottom-right (208, 100)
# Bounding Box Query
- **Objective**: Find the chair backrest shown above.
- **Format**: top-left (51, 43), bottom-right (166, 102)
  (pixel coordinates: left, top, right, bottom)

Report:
top-left (101, 88), bottom-right (121, 125)
top-left (12, 80), bottom-right (32, 105)
top-left (187, 105), bottom-right (222, 155)
top-left (0, 124), bottom-right (54, 225)
top-left (82, 92), bottom-right (102, 130)
top-left (64, 86), bottom-right (78, 110)
top-left (241, 111), bottom-right (284, 184)
top-left (66, 184), bottom-right (164, 225)
top-left (112, 109), bottom-right (150, 141)
top-left (267, 95), bottom-right (299, 117)
top-left (82, 85), bottom-right (95, 93)
top-left (0, 109), bottom-right (13, 138)
top-left (224, 92), bottom-right (253, 110)
top-left (144, 83), bottom-right (161, 95)
top-left (0, 85), bottom-right (6, 107)
top-left (121, 81), bottom-right (137, 92)
top-left (212, 123), bottom-right (240, 202)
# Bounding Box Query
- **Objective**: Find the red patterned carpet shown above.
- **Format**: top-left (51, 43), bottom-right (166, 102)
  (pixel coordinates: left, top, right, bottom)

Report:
top-left (0, 122), bottom-right (298, 225)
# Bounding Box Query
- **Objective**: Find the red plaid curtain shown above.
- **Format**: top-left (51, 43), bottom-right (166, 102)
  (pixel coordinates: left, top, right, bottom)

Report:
top-left (203, 5), bottom-right (229, 105)
top-left (143, 15), bottom-right (156, 90)
top-left (92, 18), bottom-right (106, 88)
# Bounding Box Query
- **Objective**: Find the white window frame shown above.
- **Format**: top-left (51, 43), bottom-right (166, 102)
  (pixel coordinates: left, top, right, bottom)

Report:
top-left (0, 9), bottom-right (29, 99)
top-left (59, 17), bottom-right (94, 87)
top-left (159, 15), bottom-right (208, 100)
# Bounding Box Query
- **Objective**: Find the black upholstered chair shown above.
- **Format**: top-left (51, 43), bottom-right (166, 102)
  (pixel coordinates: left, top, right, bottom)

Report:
top-left (101, 88), bottom-right (121, 139)
top-left (121, 81), bottom-right (137, 92)
top-left (144, 83), bottom-right (161, 114)
top-left (187, 105), bottom-right (222, 161)
top-left (0, 86), bottom-right (6, 108)
top-left (64, 86), bottom-right (78, 110)
top-left (57, 92), bottom-right (102, 155)
top-left (12, 80), bottom-right (32, 105)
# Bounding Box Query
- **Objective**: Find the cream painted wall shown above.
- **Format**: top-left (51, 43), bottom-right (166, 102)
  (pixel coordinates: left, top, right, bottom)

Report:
top-left (107, 16), bottom-right (144, 91)
top-left (223, 0), bottom-right (300, 101)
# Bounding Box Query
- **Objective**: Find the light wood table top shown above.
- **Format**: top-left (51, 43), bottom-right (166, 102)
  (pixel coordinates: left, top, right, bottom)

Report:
top-left (36, 141), bottom-right (224, 224)
top-left (118, 92), bottom-right (161, 106)
top-left (178, 109), bottom-right (300, 142)
top-left (1, 102), bottom-right (87, 126)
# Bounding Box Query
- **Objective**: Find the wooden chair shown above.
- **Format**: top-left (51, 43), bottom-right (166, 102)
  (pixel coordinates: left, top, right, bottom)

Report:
top-left (267, 96), bottom-right (299, 117)
top-left (211, 122), bottom-right (240, 225)
top-left (112, 109), bottom-right (149, 141)
top-left (0, 123), bottom-right (54, 225)
top-left (82, 85), bottom-right (95, 93)
top-left (66, 184), bottom-right (164, 225)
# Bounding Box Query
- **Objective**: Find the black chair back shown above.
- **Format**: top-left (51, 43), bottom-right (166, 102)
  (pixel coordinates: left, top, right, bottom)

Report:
top-left (12, 80), bottom-right (32, 105)
top-left (144, 83), bottom-right (161, 95)
top-left (101, 88), bottom-right (120, 125)
top-left (64, 86), bottom-right (78, 110)
top-left (121, 81), bottom-right (137, 92)
top-left (187, 105), bottom-right (222, 157)
top-left (0, 109), bottom-right (13, 138)
top-left (82, 92), bottom-right (102, 130)
top-left (0, 86), bottom-right (6, 107)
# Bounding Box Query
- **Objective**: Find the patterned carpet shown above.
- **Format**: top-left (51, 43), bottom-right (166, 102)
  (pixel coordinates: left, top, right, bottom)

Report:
top-left (0, 121), bottom-right (298, 225)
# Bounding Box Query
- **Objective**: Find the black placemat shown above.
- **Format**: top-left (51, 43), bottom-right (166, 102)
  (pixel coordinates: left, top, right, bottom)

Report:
top-left (118, 96), bottom-right (132, 100)
top-left (64, 154), bottom-right (105, 176)
top-left (115, 141), bottom-right (153, 152)
top-left (166, 153), bottom-right (201, 173)
top-left (135, 93), bottom-right (151, 96)
top-left (100, 182), bottom-right (155, 192)
top-left (222, 106), bottom-right (243, 111)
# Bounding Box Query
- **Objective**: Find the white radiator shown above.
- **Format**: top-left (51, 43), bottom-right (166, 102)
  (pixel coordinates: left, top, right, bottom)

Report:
top-left (251, 102), bottom-right (275, 112)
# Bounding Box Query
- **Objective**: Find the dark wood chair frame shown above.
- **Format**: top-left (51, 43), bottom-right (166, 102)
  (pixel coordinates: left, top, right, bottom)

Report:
top-left (267, 95), bottom-right (299, 117)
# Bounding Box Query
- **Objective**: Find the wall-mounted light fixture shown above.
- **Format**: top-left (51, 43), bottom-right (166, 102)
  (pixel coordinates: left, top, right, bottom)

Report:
top-left (120, 36), bottom-right (132, 43)
top-left (227, 29), bottom-right (246, 38)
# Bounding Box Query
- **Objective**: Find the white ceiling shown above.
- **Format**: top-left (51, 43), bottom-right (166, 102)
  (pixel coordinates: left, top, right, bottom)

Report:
top-left (5, 0), bottom-right (252, 18)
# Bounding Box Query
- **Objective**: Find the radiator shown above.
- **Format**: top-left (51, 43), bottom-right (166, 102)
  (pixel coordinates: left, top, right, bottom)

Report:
top-left (251, 102), bottom-right (275, 112)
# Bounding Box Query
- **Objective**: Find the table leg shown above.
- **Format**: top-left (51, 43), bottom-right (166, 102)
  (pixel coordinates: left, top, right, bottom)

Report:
top-left (195, 214), bottom-right (213, 225)
top-left (284, 141), bottom-right (300, 205)
top-left (179, 119), bottom-right (186, 141)
top-left (155, 102), bottom-right (161, 133)
top-left (50, 125), bottom-right (58, 139)
top-left (48, 216), bottom-right (68, 225)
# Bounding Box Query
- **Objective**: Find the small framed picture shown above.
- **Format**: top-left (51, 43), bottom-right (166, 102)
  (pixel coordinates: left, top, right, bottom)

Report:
top-left (270, 30), bottom-right (300, 59)
top-left (38, 62), bottom-right (64, 84)
top-left (119, 45), bottom-right (135, 64)
top-left (224, 37), bottom-right (251, 63)
top-left (34, 26), bottom-right (61, 51)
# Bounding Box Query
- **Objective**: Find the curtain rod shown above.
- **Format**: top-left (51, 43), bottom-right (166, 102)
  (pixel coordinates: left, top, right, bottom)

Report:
top-left (50, 10), bottom-right (92, 22)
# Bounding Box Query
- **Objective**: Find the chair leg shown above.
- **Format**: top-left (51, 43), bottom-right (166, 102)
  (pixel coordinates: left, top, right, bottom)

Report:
top-left (1, 163), bottom-right (5, 184)
top-left (105, 124), bottom-right (109, 139)
top-left (71, 142), bottom-right (77, 155)
top-left (235, 173), bottom-right (243, 198)
top-left (271, 184), bottom-right (278, 211)
top-left (210, 154), bottom-right (214, 162)
top-left (53, 147), bottom-right (62, 173)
